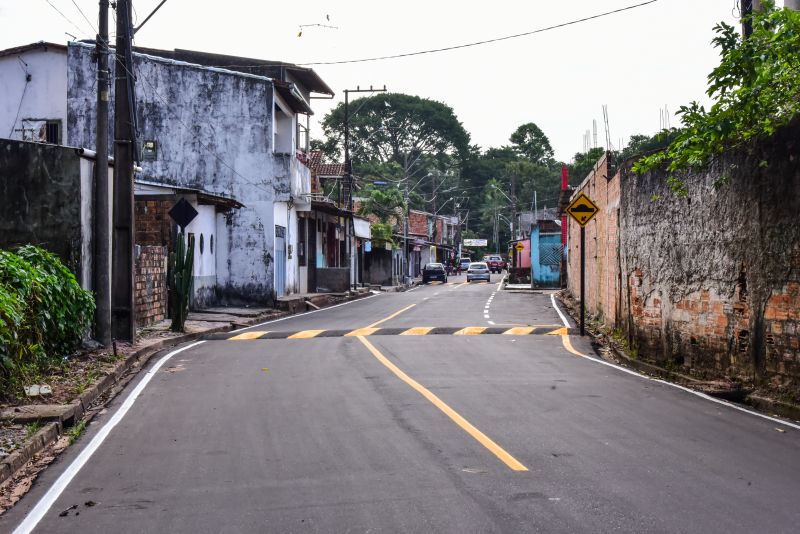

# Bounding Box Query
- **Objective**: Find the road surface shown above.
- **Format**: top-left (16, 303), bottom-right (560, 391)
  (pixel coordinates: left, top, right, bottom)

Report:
top-left (4, 275), bottom-right (800, 533)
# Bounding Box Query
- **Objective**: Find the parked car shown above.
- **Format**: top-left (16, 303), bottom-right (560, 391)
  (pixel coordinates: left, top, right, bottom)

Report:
top-left (422, 263), bottom-right (448, 283)
top-left (483, 254), bottom-right (506, 273)
top-left (459, 257), bottom-right (471, 271)
top-left (466, 262), bottom-right (491, 282)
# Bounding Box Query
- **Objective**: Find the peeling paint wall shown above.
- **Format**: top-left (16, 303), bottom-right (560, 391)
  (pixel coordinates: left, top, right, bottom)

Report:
top-left (67, 43), bottom-right (293, 304)
top-left (618, 119), bottom-right (800, 383)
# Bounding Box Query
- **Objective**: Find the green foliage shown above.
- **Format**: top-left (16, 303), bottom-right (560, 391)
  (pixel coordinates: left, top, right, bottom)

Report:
top-left (358, 187), bottom-right (404, 224)
top-left (568, 147), bottom-right (606, 183)
top-left (0, 246), bottom-right (95, 393)
top-left (509, 122), bottom-right (555, 165)
top-left (67, 419), bottom-right (87, 444)
top-left (370, 223), bottom-right (395, 246)
top-left (169, 233), bottom-right (194, 333)
top-left (634, 2), bottom-right (800, 188)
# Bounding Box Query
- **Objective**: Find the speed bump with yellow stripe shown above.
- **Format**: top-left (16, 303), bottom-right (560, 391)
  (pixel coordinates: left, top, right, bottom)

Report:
top-left (211, 325), bottom-right (573, 341)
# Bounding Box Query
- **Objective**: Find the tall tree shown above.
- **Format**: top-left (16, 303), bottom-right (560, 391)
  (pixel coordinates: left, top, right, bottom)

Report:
top-left (509, 122), bottom-right (555, 166)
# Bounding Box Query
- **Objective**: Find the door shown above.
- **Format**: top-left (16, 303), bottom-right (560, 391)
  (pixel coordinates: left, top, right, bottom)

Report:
top-left (275, 225), bottom-right (286, 297)
top-left (308, 219), bottom-right (317, 292)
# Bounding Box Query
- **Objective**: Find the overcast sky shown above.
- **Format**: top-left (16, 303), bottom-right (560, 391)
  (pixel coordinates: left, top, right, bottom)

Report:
top-left (0, 0), bottom-right (744, 161)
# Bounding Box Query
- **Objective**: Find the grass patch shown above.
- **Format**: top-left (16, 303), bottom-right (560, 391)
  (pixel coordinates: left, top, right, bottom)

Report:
top-left (67, 420), bottom-right (86, 444)
top-left (24, 421), bottom-right (42, 440)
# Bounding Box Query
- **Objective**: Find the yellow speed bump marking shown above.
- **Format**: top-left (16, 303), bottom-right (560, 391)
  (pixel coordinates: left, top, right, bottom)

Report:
top-left (356, 336), bottom-right (528, 472)
top-left (287, 329), bottom-right (325, 339)
top-left (229, 331), bottom-right (268, 340)
top-left (345, 327), bottom-right (380, 337)
top-left (546, 327), bottom-right (569, 336)
top-left (503, 327), bottom-right (536, 336)
top-left (454, 327), bottom-right (487, 335)
top-left (367, 303), bottom-right (416, 328)
top-left (400, 327), bottom-right (434, 336)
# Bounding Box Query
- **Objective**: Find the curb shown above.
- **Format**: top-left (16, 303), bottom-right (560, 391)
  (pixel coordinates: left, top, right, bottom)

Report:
top-left (0, 422), bottom-right (61, 485)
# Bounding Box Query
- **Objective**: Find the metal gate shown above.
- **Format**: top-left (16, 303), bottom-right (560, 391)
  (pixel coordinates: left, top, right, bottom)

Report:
top-left (275, 225), bottom-right (286, 298)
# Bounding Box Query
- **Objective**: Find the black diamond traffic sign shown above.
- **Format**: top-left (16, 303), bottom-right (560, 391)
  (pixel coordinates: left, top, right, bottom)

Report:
top-left (168, 198), bottom-right (198, 230)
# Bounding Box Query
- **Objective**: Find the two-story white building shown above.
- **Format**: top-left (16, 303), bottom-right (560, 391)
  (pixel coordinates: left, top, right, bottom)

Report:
top-left (0, 41), bottom-right (335, 305)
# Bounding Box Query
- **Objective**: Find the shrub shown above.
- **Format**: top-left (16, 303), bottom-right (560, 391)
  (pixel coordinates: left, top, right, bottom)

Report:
top-left (0, 246), bottom-right (95, 393)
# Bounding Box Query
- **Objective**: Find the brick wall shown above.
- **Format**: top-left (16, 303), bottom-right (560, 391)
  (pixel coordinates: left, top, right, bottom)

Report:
top-left (135, 199), bottom-right (174, 246)
top-left (566, 153), bottom-right (620, 327)
top-left (569, 118), bottom-right (800, 387)
top-left (135, 245), bottom-right (168, 326)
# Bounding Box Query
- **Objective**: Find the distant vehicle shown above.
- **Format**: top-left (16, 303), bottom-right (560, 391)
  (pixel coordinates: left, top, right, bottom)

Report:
top-left (422, 263), bottom-right (448, 284)
top-left (466, 262), bottom-right (491, 282)
top-left (459, 257), bottom-right (471, 271)
top-left (483, 254), bottom-right (506, 273)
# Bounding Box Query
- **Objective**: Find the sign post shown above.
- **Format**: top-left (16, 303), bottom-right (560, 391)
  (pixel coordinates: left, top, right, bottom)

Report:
top-left (566, 192), bottom-right (600, 336)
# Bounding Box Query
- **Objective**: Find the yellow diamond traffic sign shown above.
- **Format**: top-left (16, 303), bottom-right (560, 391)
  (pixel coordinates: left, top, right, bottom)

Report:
top-left (566, 193), bottom-right (599, 227)
top-left (515, 242), bottom-right (525, 251)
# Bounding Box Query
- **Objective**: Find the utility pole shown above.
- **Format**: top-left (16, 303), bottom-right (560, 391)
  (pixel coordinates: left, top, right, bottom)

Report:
top-left (112, 0), bottom-right (136, 340)
top-left (404, 182), bottom-right (410, 283)
top-left (94, 0), bottom-right (111, 345)
top-left (742, 0), bottom-right (761, 37)
top-left (342, 85), bottom-right (386, 290)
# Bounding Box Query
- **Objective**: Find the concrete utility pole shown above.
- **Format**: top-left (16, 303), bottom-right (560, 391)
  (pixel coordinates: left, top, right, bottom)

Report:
top-left (786, 0), bottom-right (800, 10)
top-left (742, 0), bottom-right (762, 37)
top-left (94, 0), bottom-right (111, 345)
top-left (342, 85), bottom-right (386, 290)
top-left (112, 0), bottom-right (136, 340)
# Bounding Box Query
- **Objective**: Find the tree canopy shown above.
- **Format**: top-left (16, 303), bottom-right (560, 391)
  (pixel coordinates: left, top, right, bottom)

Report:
top-left (509, 122), bottom-right (555, 166)
top-left (634, 2), bottom-right (800, 185)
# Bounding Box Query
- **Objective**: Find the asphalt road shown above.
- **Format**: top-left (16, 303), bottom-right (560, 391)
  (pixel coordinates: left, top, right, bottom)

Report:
top-left (5, 275), bottom-right (800, 533)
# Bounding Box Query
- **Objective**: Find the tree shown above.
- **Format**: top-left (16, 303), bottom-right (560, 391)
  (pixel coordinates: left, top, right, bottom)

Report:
top-left (634, 2), bottom-right (800, 188)
top-left (322, 93), bottom-right (471, 179)
top-left (568, 147), bottom-right (606, 184)
top-left (509, 122), bottom-right (555, 166)
top-left (357, 187), bottom-right (403, 224)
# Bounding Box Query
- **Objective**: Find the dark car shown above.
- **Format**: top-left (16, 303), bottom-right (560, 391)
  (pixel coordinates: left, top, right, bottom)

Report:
top-left (422, 263), bottom-right (448, 283)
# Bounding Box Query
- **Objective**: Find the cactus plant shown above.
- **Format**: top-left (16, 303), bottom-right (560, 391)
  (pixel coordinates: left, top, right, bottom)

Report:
top-left (169, 233), bottom-right (194, 332)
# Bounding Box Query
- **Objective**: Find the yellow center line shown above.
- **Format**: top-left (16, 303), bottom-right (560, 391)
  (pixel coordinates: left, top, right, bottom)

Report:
top-left (546, 327), bottom-right (570, 336)
top-left (229, 331), bottom-right (268, 340)
top-left (367, 303), bottom-right (416, 328)
top-left (356, 336), bottom-right (528, 472)
top-left (287, 329), bottom-right (325, 339)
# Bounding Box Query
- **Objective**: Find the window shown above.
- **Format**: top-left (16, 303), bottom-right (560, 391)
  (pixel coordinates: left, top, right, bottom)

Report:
top-left (210, 235), bottom-right (214, 254)
top-left (199, 233), bottom-right (204, 254)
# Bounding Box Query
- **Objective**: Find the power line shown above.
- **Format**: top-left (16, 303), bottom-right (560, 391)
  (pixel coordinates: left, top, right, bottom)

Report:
top-left (44, 0), bottom-right (90, 36)
top-left (298, 0), bottom-right (659, 66)
top-left (69, 0), bottom-right (98, 34)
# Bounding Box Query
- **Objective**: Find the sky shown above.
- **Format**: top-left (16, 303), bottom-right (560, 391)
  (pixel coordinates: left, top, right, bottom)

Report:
top-left (0, 0), bottom-right (744, 162)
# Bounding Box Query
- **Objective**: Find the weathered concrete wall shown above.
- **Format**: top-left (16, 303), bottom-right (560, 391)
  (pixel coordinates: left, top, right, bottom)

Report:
top-left (0, 139), bottom-right (85, 279)
top-left (365, 248), bottom-right (394, 286)
top-left (67, 42), bottom-right (288, 305)
top-left (567, 153), bottom-right (621, 326)
top-left (316, 268), bottom-right (349, 293)
top-left (617, 119), bottom-right (800, 382)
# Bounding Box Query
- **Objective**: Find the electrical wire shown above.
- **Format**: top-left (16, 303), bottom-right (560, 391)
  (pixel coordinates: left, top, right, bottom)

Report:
top-left (298, 0), bottom-right (659, 66)
top-left (44, 0), bottom-right (90, 36)
top-left (69, 0), bottom-right (98, 34)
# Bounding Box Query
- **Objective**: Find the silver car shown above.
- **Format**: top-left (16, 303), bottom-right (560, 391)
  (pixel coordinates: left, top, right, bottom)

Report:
top-left (466, 262), bottom-right (491, 282)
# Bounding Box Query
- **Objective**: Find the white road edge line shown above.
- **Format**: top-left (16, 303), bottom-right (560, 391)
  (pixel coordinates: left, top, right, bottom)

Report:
top-left (229, 292), bottom-right (382, 333)
top-left (488, 321), bottom-right (496, 325)
top-left (13, 340), bottom-right (207, 534)
top-left (549, 294), bottom-right (800, 431)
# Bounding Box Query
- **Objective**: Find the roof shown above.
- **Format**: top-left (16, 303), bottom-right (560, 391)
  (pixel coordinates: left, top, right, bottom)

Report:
top-left (133, 46), bottom-right (334, 96)
top-left (133, 179), bottom-right (244, 210)
top-left (308, 151), bottom-right (346, 177)
top-left (0, 41), bottom-right (67, 59)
